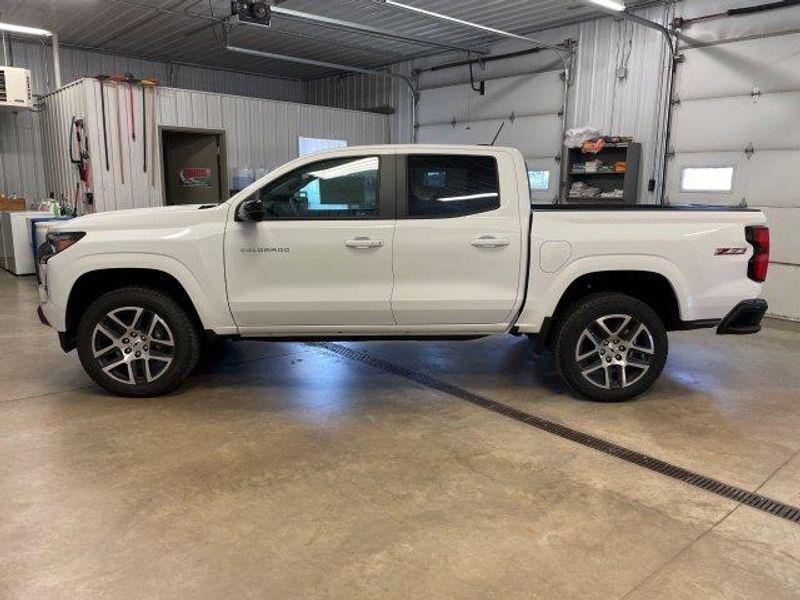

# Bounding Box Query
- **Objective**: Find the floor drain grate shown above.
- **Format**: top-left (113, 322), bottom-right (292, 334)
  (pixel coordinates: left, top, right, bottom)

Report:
top-left (311, 342), bottom-right (800, 526)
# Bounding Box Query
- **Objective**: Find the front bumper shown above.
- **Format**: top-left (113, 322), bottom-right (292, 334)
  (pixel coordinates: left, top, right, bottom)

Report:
top-left (716, 299), bottom-right (768, 335)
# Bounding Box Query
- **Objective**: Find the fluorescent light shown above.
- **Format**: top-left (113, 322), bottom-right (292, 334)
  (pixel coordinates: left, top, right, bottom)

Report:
top-left (586, 0), bottom-right (626, 11)
top-left (0, 22), bottom-right (53, 37)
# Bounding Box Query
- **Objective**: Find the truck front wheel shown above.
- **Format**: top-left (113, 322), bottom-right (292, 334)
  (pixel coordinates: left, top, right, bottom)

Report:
top-left (553, 293), bottom-right (668, 402)
top-left (76, 287), bottom-right (201, 397)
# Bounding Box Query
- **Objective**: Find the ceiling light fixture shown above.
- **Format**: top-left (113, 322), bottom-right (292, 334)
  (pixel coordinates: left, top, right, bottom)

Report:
top-left (586, 0), bottom-right (627, 11)
top-left (0, 22), bottom-right (52, 37)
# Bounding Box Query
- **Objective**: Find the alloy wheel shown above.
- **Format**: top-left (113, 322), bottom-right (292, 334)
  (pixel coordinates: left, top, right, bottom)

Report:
top-left (574, 313), bottom-right (655, 390)
top-left (91, 306), bottom-right (175, 385)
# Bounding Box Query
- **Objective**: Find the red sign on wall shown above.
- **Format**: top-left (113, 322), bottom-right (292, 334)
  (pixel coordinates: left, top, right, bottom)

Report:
top-left (179, 167), bottom-right (212, 188)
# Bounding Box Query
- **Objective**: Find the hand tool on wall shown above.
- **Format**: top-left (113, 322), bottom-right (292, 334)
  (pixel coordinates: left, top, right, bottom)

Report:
top-left (142, 85), bottom-right (147, 173)
top-left (151, 88), bottom-right (158, 188)
top-left (95, 75), bottom-right (110, 171)
top-left (112, 80), bottom-right (125, 184)
top-left (95, 74), bottom-right (160, 183)
top-left (138, 78), bottom-right (158, 174)
top-left (128, 80), bottom-right (136, 142)
top-left (68, 116), bottom-right (91, 216)
top-left (108, 74), bottom-right (137, 143)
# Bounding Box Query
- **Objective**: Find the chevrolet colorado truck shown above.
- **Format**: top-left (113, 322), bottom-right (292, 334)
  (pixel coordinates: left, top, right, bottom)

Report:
top-left (36, 145), bottom-right (770, 401)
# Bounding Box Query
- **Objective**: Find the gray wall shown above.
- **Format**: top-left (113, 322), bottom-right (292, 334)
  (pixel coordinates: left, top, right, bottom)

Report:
top-left (0, 39), bottom-right (304, 202)
top-left (40, 79), bottom-right (389, 212)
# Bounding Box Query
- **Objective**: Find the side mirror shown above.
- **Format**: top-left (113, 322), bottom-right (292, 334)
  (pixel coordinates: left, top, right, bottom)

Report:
top-left (236, 197), bottom-right (264, 222)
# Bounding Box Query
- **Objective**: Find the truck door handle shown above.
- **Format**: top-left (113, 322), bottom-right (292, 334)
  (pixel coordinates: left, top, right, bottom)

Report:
top-left (470, 236), bottom-right (510, 248)
top-left (345, 238), bottom-right (384, 249)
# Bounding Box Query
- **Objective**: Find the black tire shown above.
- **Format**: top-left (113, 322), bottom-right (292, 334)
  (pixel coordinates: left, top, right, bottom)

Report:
top-left (76, 286), bottom-right (201, 397)
top-left (553, 293), bottom-right (668, 402)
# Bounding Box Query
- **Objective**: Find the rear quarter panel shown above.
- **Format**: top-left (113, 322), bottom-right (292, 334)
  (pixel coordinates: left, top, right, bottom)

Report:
top-left (516, 209), bottom-right (767, 333)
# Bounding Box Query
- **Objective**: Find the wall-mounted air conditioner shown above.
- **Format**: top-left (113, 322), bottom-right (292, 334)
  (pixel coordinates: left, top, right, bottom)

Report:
top-left (0, 67), bottom-right (33, 110)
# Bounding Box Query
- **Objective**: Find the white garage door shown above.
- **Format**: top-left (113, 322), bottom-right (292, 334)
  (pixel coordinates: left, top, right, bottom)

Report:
top-left (417, 70), bottom-right (564, 203)
top-left (665, 33), bottom-right (800, 320)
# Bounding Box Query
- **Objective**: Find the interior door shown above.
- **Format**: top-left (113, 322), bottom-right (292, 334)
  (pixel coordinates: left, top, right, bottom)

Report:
top-left (225, 153), bottom-right (396, 331)
top-left (162, 130), bottom-right (224, 205)
top-left (391, 153), bottom-right (523, 326)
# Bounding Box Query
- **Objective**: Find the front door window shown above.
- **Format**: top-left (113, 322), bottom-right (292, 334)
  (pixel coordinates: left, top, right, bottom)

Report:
top-left (257, 156), bottom-right (380, 220)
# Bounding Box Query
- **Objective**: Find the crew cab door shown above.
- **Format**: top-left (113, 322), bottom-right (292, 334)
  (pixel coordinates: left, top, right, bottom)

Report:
top-left (224, 152), bottom-right (396, 331)
top-left (391, 152), bottom-right (524, 326)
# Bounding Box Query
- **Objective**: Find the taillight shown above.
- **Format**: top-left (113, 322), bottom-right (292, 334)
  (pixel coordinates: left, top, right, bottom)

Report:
top-left (745, 226), bottom-right (769, 283)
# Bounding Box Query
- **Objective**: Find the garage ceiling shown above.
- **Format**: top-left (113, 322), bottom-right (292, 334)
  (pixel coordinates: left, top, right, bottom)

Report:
top-left (0, 0), bottom-right (654, 79)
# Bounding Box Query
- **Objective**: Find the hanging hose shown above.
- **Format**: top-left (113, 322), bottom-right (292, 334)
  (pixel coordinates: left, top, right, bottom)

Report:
top-left (467, 54), bottom-right (485, 95)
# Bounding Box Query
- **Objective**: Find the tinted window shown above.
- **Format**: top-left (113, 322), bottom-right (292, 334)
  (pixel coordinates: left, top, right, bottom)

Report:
top-left (258, 156), bottom-right (379, 219)
top-left (407, 155), bottom-right (500, 217)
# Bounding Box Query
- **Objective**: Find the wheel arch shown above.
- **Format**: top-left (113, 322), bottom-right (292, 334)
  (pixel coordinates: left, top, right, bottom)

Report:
top-left (557, 269), bottom-right (680, 321)
top-left (63, 268), bottom-right (206, 352)
top-left (546, 270), bottom-right (682, 341)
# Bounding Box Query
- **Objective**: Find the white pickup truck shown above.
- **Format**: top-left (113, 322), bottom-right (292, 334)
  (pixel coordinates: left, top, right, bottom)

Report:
top-left (37, 145), bottom-right (770, 401)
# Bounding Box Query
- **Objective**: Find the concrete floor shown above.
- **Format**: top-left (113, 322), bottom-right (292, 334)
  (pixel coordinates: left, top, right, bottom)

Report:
top-left (1, 270), bottom-right (800, 600)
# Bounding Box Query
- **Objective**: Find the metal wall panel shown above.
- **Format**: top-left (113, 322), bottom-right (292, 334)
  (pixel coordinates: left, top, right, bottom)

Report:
top-left (42, 80), bottom-right (389, 213)
top-left (571, 5), bottom-right (674, 203)
top-left (305, 62), bottom-right (414, 144)
top-left (0, 40), bottom-right (306, 202)
top-left (1, 39), bottom-right (302, 101)
top-left (38, 80), bottom-right (89, 209)
top-left (0, 108), bottom-right (47, 203)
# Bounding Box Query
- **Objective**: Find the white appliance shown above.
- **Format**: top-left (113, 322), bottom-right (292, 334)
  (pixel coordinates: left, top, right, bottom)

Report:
top-left (1, 211), bottom-right (53, 275)
top-left (0, 67), bottom-right (33, 110)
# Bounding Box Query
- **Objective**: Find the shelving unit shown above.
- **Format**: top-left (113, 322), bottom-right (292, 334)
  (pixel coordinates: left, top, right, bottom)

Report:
top-left (562, 142), bottom-right (642, 204)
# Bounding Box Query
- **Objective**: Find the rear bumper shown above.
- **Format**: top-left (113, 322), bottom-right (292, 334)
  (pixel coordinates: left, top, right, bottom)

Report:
top-left (716, 299), bottom-right (768, 335)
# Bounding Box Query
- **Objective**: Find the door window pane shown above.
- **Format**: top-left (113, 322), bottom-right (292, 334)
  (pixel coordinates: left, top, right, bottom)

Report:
top-left (259, 156), bottom-right (379, 219)
top-left (407, 155), bottom-right (500, 217)
top-left (680, 166), bottom-right (734, 192)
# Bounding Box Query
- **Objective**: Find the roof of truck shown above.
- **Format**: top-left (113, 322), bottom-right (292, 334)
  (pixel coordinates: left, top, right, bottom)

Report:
top-left (303, 144), bottom-right (521, 155)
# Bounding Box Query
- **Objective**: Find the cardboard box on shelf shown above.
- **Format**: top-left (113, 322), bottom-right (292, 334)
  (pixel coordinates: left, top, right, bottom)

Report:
top-left (0, 196), bottom-right (27, 211)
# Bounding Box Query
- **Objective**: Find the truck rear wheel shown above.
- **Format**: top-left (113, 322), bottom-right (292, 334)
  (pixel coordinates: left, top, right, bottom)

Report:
top-left (553, 293), bottom-right (668, 402)
top-left (76, 287), bottom-right (201, 397)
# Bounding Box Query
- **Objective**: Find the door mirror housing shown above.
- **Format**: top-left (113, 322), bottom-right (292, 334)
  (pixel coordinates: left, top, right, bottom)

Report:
top-left (236, 197), bottom-right (264, 222)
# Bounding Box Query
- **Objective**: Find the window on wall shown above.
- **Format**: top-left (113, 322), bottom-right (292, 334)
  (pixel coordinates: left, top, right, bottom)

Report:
top-left (298, 137), bottom-right (347, 157)
top-left (528, 169), bottom-right (551, 192)
top-left (680, 166), bottom-right (734, 192)
top-left (257, 156), bottom-right (379, 219)
top-left (407, 155), bottom-right (500, 218)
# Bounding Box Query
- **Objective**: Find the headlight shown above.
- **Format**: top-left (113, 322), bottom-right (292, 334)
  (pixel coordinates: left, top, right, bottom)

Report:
top-left (38, 232), bottom-right (86, 264)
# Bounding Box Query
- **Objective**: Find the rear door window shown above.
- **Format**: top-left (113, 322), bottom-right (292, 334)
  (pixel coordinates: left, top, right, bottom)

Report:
top-left (406, 155), bottom-right (500, 218)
